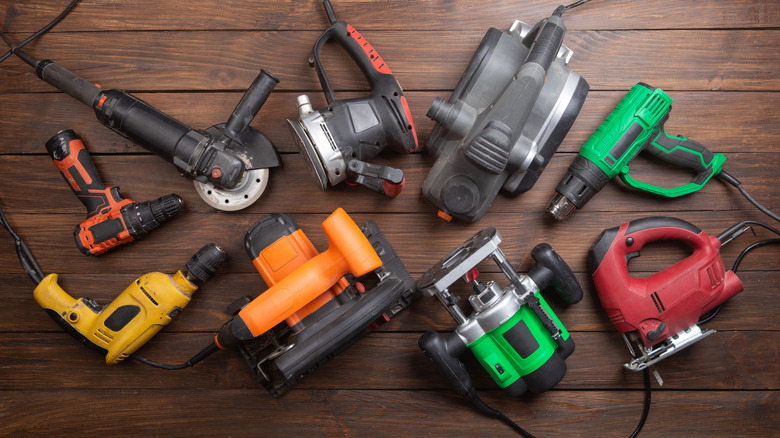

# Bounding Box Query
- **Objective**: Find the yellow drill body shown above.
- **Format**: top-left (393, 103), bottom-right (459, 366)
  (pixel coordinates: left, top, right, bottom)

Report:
top-left (34, 271), bottom-right (198, 364)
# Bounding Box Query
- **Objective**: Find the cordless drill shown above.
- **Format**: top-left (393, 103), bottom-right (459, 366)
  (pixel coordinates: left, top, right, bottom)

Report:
top-left (548, 83), bottom-right (727, 221)
top-left (46, 130), bottom-right (182, 255)
top-left (34, 243), bottom-right (226, 364)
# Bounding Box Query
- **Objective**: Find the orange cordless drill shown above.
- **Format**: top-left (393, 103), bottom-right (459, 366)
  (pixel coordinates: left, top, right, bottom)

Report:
top-left (45, 130), bottom-right (183, 255)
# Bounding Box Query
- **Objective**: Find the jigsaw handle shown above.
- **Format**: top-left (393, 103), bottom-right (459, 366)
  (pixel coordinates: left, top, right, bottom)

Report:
top-left (589, 217), bottom-right (710, 275)
top-left (528, 243), bottom-right (583, 305)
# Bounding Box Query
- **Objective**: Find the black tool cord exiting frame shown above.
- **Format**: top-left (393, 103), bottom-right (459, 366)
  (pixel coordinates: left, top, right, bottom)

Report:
top-left (0, 0), bottom-right (80, 64)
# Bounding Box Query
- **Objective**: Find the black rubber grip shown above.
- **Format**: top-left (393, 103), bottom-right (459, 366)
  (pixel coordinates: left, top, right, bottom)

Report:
top-left (37, 61), bottom-right (102, 106)
top-left (418, 331), bottom-right (475, 398)
top-left (529, 243), bottom-right (583, 305)
top-left (223, 70), bottom-right (279, 140)
top-left (312, 22), bottom-right (389, 103)
top-left (647, 127), bottom-right (717, 184)
top-left (624, 216), bottom-right (702, 235)
top-left (94, 89), bottom-right (194, 163)
top-left (45, 130), bottom-right (112, 218)
top-left (524, 16), bottom-right (566, 70)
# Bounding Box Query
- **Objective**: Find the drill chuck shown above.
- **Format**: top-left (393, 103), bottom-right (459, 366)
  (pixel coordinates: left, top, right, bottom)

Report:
top-left (132, 194), bottom-right (184, 237)
top-left (185, 243), bottom-right (227, 284)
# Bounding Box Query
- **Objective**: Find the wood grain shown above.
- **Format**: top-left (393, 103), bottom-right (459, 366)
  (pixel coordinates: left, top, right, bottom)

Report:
top-left (0, 389), bottom-right (776, 437)
top-left (1, 0), bottom-right (778, 32)
top-left (0, 0), bottom-right (778, 436)
top-left (1, 90), bottom-right (778, 155)
top-left (2, 29), bottom-right (779, 93)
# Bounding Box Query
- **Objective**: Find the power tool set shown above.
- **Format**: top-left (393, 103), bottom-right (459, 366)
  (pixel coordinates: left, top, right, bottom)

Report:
top-left (0, 0), bottom-right (778, 436)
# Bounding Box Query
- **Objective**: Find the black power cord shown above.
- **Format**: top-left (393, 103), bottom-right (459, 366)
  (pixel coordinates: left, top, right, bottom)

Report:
top-left (629, 369), bottom-right (652, 438)
top-left (0, 203), bottom-right (44, 284)
top-left (0, 0), bottom-right (80, 64)
top-left (718, 171), bottom-right (780, 223)
top-left (470, 394), bottom-right (536, 438)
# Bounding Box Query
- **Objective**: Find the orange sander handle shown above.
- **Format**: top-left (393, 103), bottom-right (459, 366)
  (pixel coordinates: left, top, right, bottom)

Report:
top-left (215, 208), bottom-right (381, 349)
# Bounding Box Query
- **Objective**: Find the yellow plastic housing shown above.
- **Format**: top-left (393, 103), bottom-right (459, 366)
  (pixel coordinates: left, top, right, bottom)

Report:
top-left (34, 271), bottom-right (197, 364)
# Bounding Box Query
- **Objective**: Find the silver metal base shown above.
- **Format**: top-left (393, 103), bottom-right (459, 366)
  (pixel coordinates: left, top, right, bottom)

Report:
top-left (623, 324), bottom-right (715, 372)
top-left (194, 168), bottom-right (269, 211)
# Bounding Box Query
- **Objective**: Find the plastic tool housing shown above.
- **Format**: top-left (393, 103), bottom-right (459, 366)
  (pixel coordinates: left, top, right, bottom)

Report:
top-left (234, 209), bottom-right (417, 396)
top-left (418, 228), bottom-right (582, 396)
top-left (287, 0), bottom-right (418, 197)
top-left (548, 83), bottom-right (727, 221)
top-left (423, 15), bottom-right (589, 222)
top-left (589, 217), bottom-right (743, 348)
top-left (33, 243), bottom-right (226, 364)
top-left (45, 130), bottom-right (182, 255)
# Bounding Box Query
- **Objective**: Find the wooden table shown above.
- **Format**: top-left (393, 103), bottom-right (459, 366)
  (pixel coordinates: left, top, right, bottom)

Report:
top-left (1, 1), bottom-right (778, 436)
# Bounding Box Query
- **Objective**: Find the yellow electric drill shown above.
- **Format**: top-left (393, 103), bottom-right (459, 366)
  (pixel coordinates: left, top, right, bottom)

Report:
top-left (32, 243), bottom-right (226, 364)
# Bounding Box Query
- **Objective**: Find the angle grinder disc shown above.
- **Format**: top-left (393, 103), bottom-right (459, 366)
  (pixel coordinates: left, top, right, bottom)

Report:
top-left (194, 168), bottom-right (269, 211)
top-left (287, 119), bottom-right (328, 190)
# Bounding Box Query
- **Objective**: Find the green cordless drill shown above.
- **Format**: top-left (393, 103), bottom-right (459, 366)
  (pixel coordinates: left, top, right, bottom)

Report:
top-left (547, 82), bottom-right (727, 221)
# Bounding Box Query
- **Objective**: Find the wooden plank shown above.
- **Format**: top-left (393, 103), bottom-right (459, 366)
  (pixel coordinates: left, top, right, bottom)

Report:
top-left (1, 0), bottom-right (778, 32)
top-left (2, 269), bottom-right (778, 333)
top-left (1, 331), bottom-right (776, 391)
top-left (2, 29), bottom-right (780, 92)
top-left (0, 389), bottom-right (776, 437)
top-left (0, 151), bottom-right (777, 217)
top-left (2, 90), bottom-right (779, 155)
top-left (0, 210), bottom-right (776, 275)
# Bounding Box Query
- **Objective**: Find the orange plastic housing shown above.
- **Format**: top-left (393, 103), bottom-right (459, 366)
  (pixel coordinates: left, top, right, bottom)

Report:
top-left (240, 208), bottom-right (381, 337)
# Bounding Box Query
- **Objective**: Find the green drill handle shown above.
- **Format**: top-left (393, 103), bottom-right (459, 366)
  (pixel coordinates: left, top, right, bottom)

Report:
top-left (619, 125), bottom-right (727, 197)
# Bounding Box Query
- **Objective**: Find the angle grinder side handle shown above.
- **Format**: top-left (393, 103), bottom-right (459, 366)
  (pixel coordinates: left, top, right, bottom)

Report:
top-left (222, 69), bottom-right (279, 141)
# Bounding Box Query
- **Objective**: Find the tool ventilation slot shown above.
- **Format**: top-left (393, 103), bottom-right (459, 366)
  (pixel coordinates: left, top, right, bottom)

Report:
top-left (645, 94), bottom-right (667, 119)
top-left (606, 309), bottom-right (625, 325)
top-left (651, 292), bottom-right (666, 313)
top-left (94, 329), bottom-right (113, 345)
top-left (320, 124), bottom-right (338, 152)
top-left (140, 286), bottom-right (159, 306)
